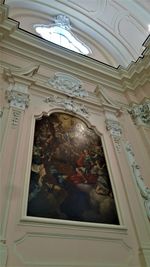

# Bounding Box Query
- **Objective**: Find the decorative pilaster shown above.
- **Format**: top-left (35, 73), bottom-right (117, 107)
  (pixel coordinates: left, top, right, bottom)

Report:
top-left (105, 117), bottom-right (122, 152)
top-left (5, 87), bottom-right (30, 127)
top-left (95, 85), bottom-right (122, 151)
top-left (1, 66), bottom-right (37, 267)
top-left (125, 141), bottom-right (150, 221)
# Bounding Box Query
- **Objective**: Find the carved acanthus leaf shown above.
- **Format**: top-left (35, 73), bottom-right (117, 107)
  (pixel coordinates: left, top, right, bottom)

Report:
top-left (0, 107), bottom-right (3, 118)
top-left (5, 90), bottom-right (30, 110)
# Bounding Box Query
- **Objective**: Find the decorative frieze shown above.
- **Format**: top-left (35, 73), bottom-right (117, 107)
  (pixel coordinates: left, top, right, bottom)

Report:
top-left (105, 119), bottom-right (122, 151)
top-left (125, 141), bottom-right (150, 220)
top-left (48, 72), bottom-right (88, 98)
top-left (44, 95), bottom-right (89, 118)
top-left (129, 99), bottom-right (150, 126)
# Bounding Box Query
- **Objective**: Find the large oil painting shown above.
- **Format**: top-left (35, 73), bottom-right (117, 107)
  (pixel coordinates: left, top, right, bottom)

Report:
top-left (27, 112), bottom-right (119, 224)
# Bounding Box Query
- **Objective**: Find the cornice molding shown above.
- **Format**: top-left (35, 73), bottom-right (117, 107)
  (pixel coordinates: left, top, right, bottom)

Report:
top-left (0, 35), bottom-right (123, 92)
top-left (118, 50), bottom-right (150, 91)
top-left (1, 64), bottom-right (109, 115)
top-left (0, 4), bottom-right (150, 93)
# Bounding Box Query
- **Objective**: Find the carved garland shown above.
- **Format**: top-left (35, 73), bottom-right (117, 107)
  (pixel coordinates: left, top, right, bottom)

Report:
top-left (105, 119), bottom-right (122, 152)
top-left (125, 142), bottom-right (150, 220)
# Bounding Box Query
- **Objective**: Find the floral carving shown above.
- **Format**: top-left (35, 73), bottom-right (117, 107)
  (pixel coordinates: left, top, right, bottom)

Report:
top-left (129, 99), bottom-right (150, 126)
top-left (125, 142), bottom-right (150, 220)
top-left (105, 119), bottom-right (122, 151)
top-left (6, 90), bottom-right (30, 110)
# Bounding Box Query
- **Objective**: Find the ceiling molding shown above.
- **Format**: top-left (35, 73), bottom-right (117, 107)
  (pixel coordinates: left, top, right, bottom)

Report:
top-left (4, 0), bottom-right (150, 68)
top-left (0, 4), bottom-right (150, 94)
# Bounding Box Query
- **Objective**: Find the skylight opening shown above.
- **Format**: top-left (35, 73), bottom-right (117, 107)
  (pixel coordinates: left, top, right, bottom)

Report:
top-left (34, 15), bottom-right (91, 56)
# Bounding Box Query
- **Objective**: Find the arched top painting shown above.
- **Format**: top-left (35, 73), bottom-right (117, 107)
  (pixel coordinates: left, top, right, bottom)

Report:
top-left (27, 112), bottom-right (119, 225)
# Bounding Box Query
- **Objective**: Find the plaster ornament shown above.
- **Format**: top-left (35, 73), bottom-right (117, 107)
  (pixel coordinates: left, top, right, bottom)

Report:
top-left (125, 142), bottom-right (150, 220)
top-left (44, 95), bottom-right (89, 118)
top-left (11, 109), bottom-right (22, 127)
top-left (5, 87), bottom-right (30, 127)
top-left (48, 73), bottom-right (88, 98)
top-left (129, 99), bottom-right (150, 126)
top-left (5, 90), bottom-right (30, 110)
top-left (105, 119), bottom-right (122, 151)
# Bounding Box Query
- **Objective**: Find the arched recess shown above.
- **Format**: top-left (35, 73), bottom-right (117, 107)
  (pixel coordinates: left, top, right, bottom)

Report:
top-left (23, 109), bottom-right (120, 226)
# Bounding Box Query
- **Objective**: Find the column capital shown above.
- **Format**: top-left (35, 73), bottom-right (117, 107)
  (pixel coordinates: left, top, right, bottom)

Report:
top-left (5, 88), bottom-right (30, 110)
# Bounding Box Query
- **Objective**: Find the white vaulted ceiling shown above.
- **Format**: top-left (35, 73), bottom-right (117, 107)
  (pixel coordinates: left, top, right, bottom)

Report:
top-left (4, 0), bottom-right (150, 68)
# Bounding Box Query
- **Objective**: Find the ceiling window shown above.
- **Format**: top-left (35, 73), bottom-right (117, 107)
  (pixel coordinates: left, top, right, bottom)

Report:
top-left (34, 14), bottom-right (91, 55)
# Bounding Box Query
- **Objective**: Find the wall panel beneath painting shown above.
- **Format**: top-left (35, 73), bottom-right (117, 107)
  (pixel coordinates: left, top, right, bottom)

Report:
top-left (12, 230), bottom-right (133, 267)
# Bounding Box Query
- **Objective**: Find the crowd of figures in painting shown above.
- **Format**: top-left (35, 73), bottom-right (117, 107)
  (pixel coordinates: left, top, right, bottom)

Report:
top-left (27, 112), bottom-right (119, 224)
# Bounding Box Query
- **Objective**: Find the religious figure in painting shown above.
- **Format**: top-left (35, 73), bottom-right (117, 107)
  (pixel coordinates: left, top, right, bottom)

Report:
top-left (27, 112), bottom-right (119, 224)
